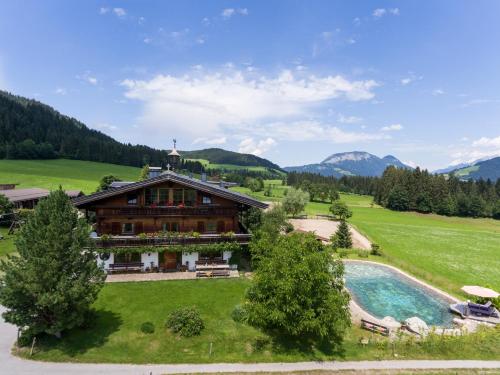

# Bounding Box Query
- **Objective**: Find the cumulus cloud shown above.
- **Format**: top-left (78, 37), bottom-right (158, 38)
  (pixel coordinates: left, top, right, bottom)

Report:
top-left (76, 71), bottom-right (98, 85)
top-left (193, 136), bottom-right (227, 145)
top-left (338, 114), bottom-right (363, 124)
top-left (94, 123), bottom-right (118, 131)
top-left (373, 8), bottom-right (399, 18)
top-left (432, 89), bottom-right (445, 96)
top-left (472, 136), bottom-right (500, 148)
top-left (381, 124), bottom-right (403, 131)
top-left (448, 135), bottom-right (500, 165)
top-left (401, 73), bottom-right (423, 86)
top-left (54, 87), bottom-right (67, 95)
top-left (238, 138), bottom-right (276, 156)
top-left (221, 8), bottom-right (248, 19)
top-left (113, 8), bottom-right (126, 17)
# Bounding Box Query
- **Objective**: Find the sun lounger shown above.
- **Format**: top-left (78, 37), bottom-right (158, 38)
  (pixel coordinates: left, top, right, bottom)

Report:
top-left (468, 301), bottom-right (499, 318)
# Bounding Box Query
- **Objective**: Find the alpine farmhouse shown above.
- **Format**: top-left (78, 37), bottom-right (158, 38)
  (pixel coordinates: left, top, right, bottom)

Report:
top-left (71, 146), bottom-right (267, 274)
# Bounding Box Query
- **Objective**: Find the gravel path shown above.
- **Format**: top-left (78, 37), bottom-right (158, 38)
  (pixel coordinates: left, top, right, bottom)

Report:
top-left (290, 219), bottom-right (371, 249)
top-left (2, 307), bottom-right (500, 374)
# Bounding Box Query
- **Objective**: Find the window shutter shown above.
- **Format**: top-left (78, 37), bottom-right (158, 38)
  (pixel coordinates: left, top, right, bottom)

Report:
top-left (111, 222), bottom-right (121, 235)
top-left (134, 222), bottom-right (143, 234)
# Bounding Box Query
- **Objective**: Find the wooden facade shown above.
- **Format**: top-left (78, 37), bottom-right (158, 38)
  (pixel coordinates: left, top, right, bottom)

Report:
top-left (72, 171), bottom-right (267, 271)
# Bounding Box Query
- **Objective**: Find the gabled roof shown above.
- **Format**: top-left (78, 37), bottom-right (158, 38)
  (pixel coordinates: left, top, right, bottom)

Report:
top-left (72, 171), bottom-right (268, 209)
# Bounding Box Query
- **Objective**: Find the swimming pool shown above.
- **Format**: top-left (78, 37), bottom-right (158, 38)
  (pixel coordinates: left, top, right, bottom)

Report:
top-left (344, 261), bottom-right (455, 327)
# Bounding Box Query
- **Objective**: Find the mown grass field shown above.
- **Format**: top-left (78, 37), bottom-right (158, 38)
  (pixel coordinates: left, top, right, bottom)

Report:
top-left (22, 278), bottom-right (500, 363)
top-left (186, 158), bottom-right (285, 175)
top-left (231, 184), bottom-right (500, 294)
top-left (0, 159), bottom-right (140, 194)
top-left (0, 227), bottom-right (15, 258)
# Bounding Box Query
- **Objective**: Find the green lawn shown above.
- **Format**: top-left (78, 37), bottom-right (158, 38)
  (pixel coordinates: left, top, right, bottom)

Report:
top-left (230, 183), bottom-right (500, 295)
top-left (0, 227), bottom-right (15, 258)
top-left (0, 159), bottom-right (140, 193)
top-left (21, 278), bottom-right (500, 363)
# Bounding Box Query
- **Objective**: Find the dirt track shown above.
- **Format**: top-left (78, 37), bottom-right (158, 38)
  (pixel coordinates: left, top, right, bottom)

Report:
top-left (289, 218), bottom-right (371, 249)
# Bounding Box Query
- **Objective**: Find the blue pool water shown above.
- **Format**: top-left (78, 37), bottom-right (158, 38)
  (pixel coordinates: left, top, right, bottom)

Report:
top-left (344, 262), bottom-right (454, 327)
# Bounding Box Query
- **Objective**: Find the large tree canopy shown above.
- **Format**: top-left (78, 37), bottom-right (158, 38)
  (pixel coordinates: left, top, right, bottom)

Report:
top-left (246, 232), bottom-right (350, 344)
top-left (0, 189), bottom-right (105, 337)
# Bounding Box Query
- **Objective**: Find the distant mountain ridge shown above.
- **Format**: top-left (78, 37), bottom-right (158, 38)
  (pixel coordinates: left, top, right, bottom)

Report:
top-left (446, 157), bottom-right (500, 181)
top-left (0, 90), bottom-right (280, 170)
top-left (284, 151), bottom-right (411, 177)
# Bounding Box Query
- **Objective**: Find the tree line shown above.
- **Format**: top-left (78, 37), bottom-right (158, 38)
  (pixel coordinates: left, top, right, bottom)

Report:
top-left (286, 168), bottom-right (500, 219)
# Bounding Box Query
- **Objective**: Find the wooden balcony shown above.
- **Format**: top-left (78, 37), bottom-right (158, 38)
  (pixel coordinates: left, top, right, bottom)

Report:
top-left (96, 206), bottom-right (238, 217)
top-left (93, 233), bottom-right (252, 248)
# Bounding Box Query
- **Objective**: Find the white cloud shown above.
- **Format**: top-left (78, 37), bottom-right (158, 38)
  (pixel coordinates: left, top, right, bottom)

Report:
top-left (221, 8), bottom-right (248, 19)
top-left (113, 8), bottom-right (126, 18)
top-left (76, 71), bottom-right (98, 85)
top-left (353, 17), bottom-right (361, 26)
top-left (143, 37), bottom-right (152, 44)
top-left (462, 98), bottom-right (500, 107)
top-left (373, 8), bottom-right (399, 18)
top-left (381, 124), bottom-right (403, 131)
top-left (121, 70), bottom-right (380, 146)
top-left (373, 8), bottom-right (387, 18)
top-left (202, 17), bottom-right (210, 26)
top-left (432, 89), bottom-right (445, 96)
top-left (238, 137), bottom-right (276, 156)
top-left (99, 7), bottom-right (110, 15)
top-left (94, 123), bottom-right (118, 131)
top-left (54, 87), bottom-right (67, 95)
top-left (338, 114), bottom-right (362, 124)
top-left (401, 73), bottom-right (423, 86)
top-left (401, 78), bottom-right (412, 85)
top-left (472, 136), bottom-right (500, 148)
top-left (193, 137), bottom-right (227, 145)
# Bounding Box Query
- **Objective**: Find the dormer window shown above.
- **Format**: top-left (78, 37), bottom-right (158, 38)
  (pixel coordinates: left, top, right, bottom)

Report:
top-left (202, 195), bottom-right (212, 204)
top-left (127, 193), bottom-right (138, 205)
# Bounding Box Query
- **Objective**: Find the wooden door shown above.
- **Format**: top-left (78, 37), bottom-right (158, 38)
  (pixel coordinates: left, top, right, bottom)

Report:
top-left (164, 252), bottom-right (177, 270)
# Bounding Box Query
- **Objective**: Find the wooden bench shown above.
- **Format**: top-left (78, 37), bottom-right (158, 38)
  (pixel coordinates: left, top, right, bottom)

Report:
top-left (196, 270), bottom-right (230, 278)
top-left (108, 262), bottom-right (144, 273)
top-left (196, 258), bottom-right (227, 265)
top-left (361, 319), bottom-right (390, 336)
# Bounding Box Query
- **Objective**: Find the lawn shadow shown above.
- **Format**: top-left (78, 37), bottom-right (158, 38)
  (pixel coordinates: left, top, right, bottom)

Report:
top-left (37, 309), bottom-right (123, 357)
top-left (259, 331), bottom-right (346, 360)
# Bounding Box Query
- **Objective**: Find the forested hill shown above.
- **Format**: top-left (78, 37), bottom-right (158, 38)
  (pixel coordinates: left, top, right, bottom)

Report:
top-left (0, 90), bottom-right (281, 170)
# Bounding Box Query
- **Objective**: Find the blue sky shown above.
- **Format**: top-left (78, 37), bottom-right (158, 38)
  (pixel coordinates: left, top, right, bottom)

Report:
top-left (1, 1), bottom-right (500, 170)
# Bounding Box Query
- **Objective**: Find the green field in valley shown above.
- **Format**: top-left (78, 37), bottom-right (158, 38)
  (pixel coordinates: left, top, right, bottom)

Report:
top-left (21, 278), bottom-right (500, 363)
top-left (0, 159), bottom-right (140, 194)
top-left (231, 184), bottom-right (500, 295)
top-left (186, 158), bottom-right (285, 175)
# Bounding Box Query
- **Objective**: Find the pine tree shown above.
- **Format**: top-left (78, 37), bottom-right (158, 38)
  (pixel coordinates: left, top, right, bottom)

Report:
top-left (331, 220), bottom-right (352, 249)
top-left (0, 189), bottom-right (105, 338)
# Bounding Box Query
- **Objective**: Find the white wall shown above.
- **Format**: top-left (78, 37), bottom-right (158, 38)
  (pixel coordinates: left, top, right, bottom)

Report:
top-left (141, 252), bottom-right (159, 270)
top-left (96, 252), bottom-right (114, 271)
top-left (182, 252), bottom-right (199, 271)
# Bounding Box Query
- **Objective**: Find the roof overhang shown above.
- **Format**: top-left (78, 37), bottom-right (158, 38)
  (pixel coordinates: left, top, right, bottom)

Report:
top-left (72, 171), bottom-right (268, 209)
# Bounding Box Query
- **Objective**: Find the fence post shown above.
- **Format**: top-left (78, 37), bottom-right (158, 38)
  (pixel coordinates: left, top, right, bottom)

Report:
top-left (30, 337), bottom-right (37, 356)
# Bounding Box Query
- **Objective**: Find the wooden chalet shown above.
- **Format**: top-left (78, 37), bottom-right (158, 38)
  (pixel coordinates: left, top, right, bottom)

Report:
top-left (72, 145), bottom-right (267, 273)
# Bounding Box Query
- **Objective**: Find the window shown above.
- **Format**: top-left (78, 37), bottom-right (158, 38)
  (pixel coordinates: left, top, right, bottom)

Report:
top-left (159, 188), bottom-right (169, 206)
top-left (162, 222), bottom-right (180, 232)
top-left (202, 195), bottom-right (212, 204)
top-left (173, 189), bottom-right (183, 205)
top-left (122, 223), bottom-right (134, 234)
top-left (206, 221), bottom-right (217, 233)
top-left (127, 193), bottom-right (138, 205)
top-left (145, 188), bottom-right (158, 206)
top-left (114, 252), bottom-right (141, 264)
top-left (184, 189), bottom-right (196, 206)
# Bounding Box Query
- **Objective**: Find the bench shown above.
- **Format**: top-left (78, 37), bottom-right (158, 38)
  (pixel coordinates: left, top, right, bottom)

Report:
top-left (108, 262), bottom-right (144, 273)
top-left (361, 319), bottom-right (390, 336)
top-left (196, 258), bottom-right (227, 265)
top-left (196, 270), bottom-right (230, 278)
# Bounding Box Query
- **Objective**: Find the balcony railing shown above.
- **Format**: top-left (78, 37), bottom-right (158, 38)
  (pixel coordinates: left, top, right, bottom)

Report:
top-left (93, 233), bottom-right (252, 248)
top-left (96, 206), bottom-right (238, 217)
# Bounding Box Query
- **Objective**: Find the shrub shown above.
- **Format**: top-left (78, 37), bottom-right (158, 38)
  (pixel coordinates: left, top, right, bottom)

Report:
top-left (338, 249), bottom-right (348, 258)
top-left (140, 322), bottom-right (155, 334)
top-left (166, 307), bottom-right (204, 337)
top-left (17, 330), bottom-right (35, 347)
top-left (370, 243), bottom-right (383, 256)
top-left (357, 249), bottom-right (369, 258)
top-left (231, 304), bottom-right (248, 323)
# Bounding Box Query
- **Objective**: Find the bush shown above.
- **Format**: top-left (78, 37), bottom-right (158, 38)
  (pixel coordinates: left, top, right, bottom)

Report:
top-left (17, 330), bottom-right (34, 347)
top-left (140, 322), bottom-right (155, 334)
top-left (166, 307), bottom-right (204, 337)
top-left (370, 243), bottom-right (383, 256)
top-left (338, 249), bottom-right (348, 258)
top-left (357, 249), bottom-right (369, 258)
top-left (231, 304), bottom-right (248, 323)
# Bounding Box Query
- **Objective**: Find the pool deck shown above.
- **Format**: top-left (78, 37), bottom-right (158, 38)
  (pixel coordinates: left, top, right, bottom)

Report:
top-left (341, 259), bottom-right (487, 336)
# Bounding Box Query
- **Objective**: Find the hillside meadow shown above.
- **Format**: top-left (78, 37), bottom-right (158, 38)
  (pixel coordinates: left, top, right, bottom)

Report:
top-left (0, 159), bottom-right (140, 194)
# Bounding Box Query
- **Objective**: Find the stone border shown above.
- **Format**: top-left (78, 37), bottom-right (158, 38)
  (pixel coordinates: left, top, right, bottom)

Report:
top-left (343, 259), bottom-right (459, 329)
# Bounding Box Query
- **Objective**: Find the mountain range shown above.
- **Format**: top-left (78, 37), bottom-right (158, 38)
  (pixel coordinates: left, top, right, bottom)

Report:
top-left (445, 157), bottom-right (500, 181)
top-left (284, 151), bottom-right (411, 177)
